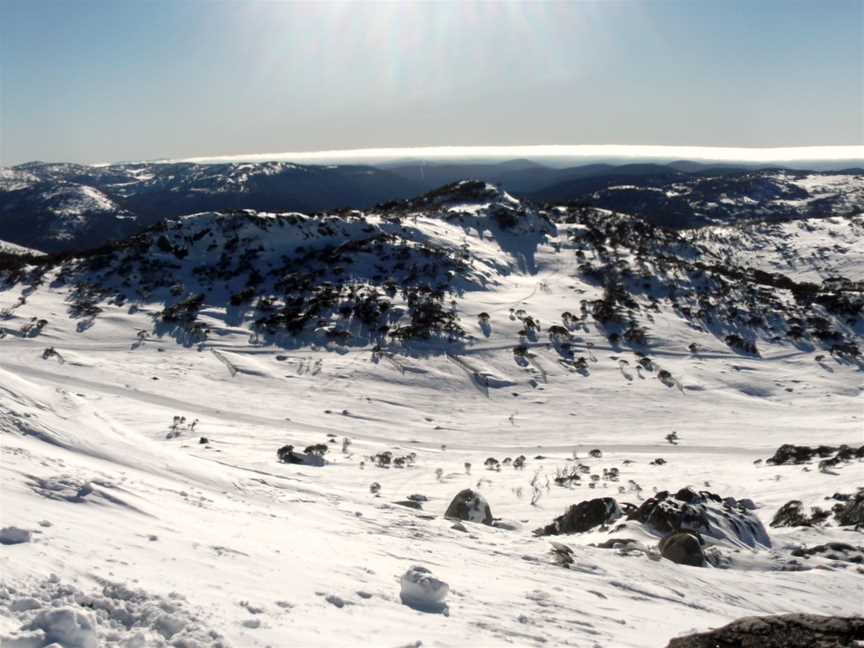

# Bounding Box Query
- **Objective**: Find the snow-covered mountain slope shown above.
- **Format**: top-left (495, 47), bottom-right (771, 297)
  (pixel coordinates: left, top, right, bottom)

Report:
top-left (0, 161), bottom-right (427, 252)
top-left (532, 170), bottom-right (864, 229)
top-left (0, 182), bottom-right (136, 252)
top-left (2, 160), bottom-right (862, 253)
top-left (0, 183), bottom-right (861, 647)
top-left (0, 240), bottom-right (44, 257)
top-left (0, 168), bottom-right (40, 193)
top-left (690, 215), bottom-right (864, 282)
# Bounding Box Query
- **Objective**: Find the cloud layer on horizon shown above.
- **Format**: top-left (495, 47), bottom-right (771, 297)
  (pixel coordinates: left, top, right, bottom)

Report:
top-left (168, 145), bottom-right (864, 167)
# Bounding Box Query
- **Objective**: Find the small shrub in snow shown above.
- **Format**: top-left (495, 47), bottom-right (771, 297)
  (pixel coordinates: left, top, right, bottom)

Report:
top-left (484, 457), bottom-right (501, 471)
top-left (529, 471), bottom-right (545, 506)
top-left (277, 444), bottom-right (301, 464)
top-left (304, 443), bottom-right (328, 456)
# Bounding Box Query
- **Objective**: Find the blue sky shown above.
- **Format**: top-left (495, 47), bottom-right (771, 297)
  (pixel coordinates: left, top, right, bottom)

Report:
top-left (1, 0), bottom-right (862, 165)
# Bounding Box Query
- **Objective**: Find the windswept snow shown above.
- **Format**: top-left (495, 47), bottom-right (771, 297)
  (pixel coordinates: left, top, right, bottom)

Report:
top-left (0, 190), bottom-right (861, 646)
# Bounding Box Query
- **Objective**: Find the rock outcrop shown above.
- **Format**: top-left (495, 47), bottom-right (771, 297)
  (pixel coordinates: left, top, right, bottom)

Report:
top-left (834, 490), bottom-right (864, 528)
top-left (666, 614), bottom-right (864, 648)
top-left (534, 497), bottom-right (622, 536)
top-left (630, 488), bottom-right (770, 548)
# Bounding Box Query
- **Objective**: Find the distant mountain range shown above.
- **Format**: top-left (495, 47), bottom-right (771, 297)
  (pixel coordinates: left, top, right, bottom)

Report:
top-left (1, 160), bottom-right (861, 253)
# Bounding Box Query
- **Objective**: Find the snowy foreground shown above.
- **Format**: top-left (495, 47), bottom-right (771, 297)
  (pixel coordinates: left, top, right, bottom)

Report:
top-left (0, 189), bottom-right (862, 647)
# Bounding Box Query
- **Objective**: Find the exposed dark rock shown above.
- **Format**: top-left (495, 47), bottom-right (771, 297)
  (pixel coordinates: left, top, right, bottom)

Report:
top-left (277, 444), bottom-right (303, 464)
top-left (835, 490), bottom-right (864, 528)
top-left (277, 444), bottom-right (326, 467)
top-left (767, 444), bottom-right (838, 465)
top-left (771, 500), bottom-right (831, 528)
top-left (771, 500), bottom-right (810, 527)
top-left (619, 502), bottom-right (639, 516)
top-left (820, 445), bottom-right (864, 471)
top-left (593, 537), bottom-right (639, 550)
top-left (665, 614), bottom-right (864, 648)
top-left (534, 497), bottom-right (621, 536)
top-left (659, 532), bottom-right (705, 567)
top-left (444, 489), bottom-right (493, 525)
top-left (629, 487), bottom-right (770, 548)
top-left (791, 542), bottom-right (864, 564)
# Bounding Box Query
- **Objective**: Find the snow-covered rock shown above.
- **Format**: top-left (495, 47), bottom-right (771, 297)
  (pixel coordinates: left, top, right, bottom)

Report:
top-left (399, 566), bottom-right (449, 613)
top-left (666, 614), bottom-right (864, 648)
top-left (631, 488), bottom-right (771, 549)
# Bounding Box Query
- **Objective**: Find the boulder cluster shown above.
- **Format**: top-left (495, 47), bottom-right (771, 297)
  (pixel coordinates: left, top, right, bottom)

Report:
top-left (666, 614), bottom-right (864, 648)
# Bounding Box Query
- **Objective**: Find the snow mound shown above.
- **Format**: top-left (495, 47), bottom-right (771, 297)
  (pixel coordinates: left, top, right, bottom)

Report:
top-left (0, 578), bottom-right (230, 648)
top-left (19, 607), bottom-right (99, 648)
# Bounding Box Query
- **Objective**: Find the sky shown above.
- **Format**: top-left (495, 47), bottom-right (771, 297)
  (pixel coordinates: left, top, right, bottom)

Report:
top-left (1, 0), bottom-right (862, 166)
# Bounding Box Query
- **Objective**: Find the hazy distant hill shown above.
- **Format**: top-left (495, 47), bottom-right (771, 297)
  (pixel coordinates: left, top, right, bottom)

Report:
top-left (1, 159), bottom-right (861, 252)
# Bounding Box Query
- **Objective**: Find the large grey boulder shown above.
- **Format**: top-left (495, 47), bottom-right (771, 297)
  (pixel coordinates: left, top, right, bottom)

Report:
top-left (444, 489), bottom-right (493, 525)
top-left (659, 532), bottom-right (705, 567)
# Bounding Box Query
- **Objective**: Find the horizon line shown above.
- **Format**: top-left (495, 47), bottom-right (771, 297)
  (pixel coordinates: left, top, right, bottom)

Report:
top-left (160, 144), bottom-right (864, 167)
